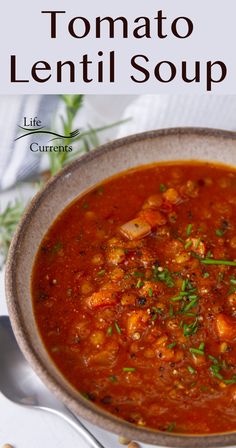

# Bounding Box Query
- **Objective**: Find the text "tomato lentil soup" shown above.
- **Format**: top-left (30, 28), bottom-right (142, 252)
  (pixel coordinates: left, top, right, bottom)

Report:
top-left (32, 161), bottom-right (236, 434)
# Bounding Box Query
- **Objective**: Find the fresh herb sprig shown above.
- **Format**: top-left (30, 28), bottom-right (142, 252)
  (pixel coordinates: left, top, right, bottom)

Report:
top-left (0, 201), bottom-right (25, 267)
top-left (0, 95), bottom-right (130, 269)
top-left (152, 265), bottom-right (175, 288)
top-left (49, 94), bottom-right (129, 175)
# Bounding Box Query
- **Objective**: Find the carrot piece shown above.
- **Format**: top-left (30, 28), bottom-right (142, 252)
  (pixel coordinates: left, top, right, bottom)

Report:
top-left (126, 310), bottom-right (149, 337)
top-left (215, 313), bottom-right (236, 341)
top-left (139, 209), bottom-right (166, 228)
top-left (86, 291), bottom-right (117, 309)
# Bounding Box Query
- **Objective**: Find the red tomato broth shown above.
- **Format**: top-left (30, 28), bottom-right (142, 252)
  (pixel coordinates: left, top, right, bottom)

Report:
top-left (32, 161), bottom-right (236, 434)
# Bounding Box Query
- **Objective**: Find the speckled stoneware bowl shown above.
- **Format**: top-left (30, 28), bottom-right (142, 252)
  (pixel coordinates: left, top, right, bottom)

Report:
top-left (5, 128), bottom-right (236, 447)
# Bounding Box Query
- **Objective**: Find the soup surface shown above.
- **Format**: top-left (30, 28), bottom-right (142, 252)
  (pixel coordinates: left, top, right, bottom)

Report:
top-left (32, 161), bottom-right (236, 434)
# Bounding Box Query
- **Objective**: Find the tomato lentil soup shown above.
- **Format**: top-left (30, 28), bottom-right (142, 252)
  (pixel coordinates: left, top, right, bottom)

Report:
top-left (32, 161), bottom-right (236, 434)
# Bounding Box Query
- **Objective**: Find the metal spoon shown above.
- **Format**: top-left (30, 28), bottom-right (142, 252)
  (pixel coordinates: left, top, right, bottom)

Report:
top-left (0, 315), bottom-right (105, 448)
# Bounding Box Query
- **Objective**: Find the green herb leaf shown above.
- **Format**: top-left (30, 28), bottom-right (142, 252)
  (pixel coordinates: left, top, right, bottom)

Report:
top-left (114, 321), bottom-right (122, 334)
top-left (216, 229), bottom-right (224, 237)
top-left (184, 320), bottom-right (199, 337)
top-left (187, 366), bottom-right (196, 375)
top-left (136, 279), bottom-right (144, 288)
top-left (160, 183), bottom-right (167, 192)
top-left (201, 259), bottom-right (236, 266)
top-left (186, 223), bottom-right (193, 237)
top-left (185, 240), bottom-right (193, 250)
top-left (123, 367), bottom-right (136, 372)
top-left (107, 326), bottom-right (113, 336)
top-left (167, 342), bottom-right (177, 349)
top-left (169, 304), bottom-right (174, 317)
top-left (109, 375), bottom-right (117, 382)
top-left (189, 347), bottom-right (204, 356)
top-left (153, 266), bottom-right (175, 288)
top-left (166, 422), bottom-right (176, 432)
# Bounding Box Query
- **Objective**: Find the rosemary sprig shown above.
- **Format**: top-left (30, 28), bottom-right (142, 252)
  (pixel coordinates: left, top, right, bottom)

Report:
top-left (0, 95), bottom-right (130, 267)
top-left (49, 94), bottom-right (130, 175)
top-left (0, 201), bottom-right (25, 267)
top-left (48, 95), bottom-right (84, 175)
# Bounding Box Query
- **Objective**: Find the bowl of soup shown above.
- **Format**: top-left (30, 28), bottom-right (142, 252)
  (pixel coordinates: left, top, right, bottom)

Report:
top-left (5, 128), bottom-right (236, 447)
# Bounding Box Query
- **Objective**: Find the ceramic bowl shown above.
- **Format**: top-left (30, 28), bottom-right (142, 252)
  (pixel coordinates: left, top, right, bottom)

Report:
top-left (5, 128), bottom-right (236, 447)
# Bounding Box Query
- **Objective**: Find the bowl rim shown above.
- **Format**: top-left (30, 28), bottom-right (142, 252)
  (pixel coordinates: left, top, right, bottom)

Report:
top-left (5, 127), bottom-right (236, 447)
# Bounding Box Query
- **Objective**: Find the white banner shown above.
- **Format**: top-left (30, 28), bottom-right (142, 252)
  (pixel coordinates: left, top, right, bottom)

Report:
top-left (0, 0), bottom-right (235, 94)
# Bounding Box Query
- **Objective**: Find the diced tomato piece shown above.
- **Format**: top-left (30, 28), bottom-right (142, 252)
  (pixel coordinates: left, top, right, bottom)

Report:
top-left (215, 313), bottom-right (236, 341)
top-left (86, 291), bottom-right (117, 309)
top-left (126, 310), bottom-right (149, 337)
top-left (139, 209), bottom-right (166, 228)
top-left (163, 188), bottom-right (181, 204)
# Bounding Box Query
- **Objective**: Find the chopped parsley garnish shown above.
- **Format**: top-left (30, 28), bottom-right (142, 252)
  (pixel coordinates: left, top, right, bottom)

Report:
top-left (186, 223), bottom-right (193, 237)
top-left (148, 287), bottom-right (153, 297)
top-left (185, 240), bottom-right (193, 250)
top-left (201, 259), bottom-right (236, 267)
top-left (160, 183), bottom-right (167, 192)
top-left (171, 296), bottom-right (183, 302)
top-left (107, 326), bottom-right (113, 336)
top-left (109, 375), bottom-right (117, 382)
top-left (229, 276), bottom-right (236, 294)
top-left (114, 321), bottom-right (122, 334)
top-left (167, 342), bottom-right (177, 349)
top-left (123, 367), bottom-right (136, 372)
top-left (52, 241), bottom-right (62, 253)
top-left (151, 306), bottom-right (162, 315)
top-left (224, 376), bottom-right (236, 385)
top-left (98, 269), bottom-right (106, 276)
top-left (182, 298), bottom-right (198, 313)
top-left (199, 342), bottom-right (205, 351)
top-left (133, 271), bottom-right (145, 277)
top-left (187, 366), bottom-right (196, 375)
top-left (207, 355), bottom-right (236, 384)
top-left (190, 342), bottom-right (205, 356)
top-left (206, 250), bottom-right (213, 259)
top-left (189, 346), bottom-right (204, 356)
top-left (184, 319), bottom-right (199, 337)
top-left (230, 276), bottom-right (236, 285)
top-left (169, 304), bottom-right (174, 317)
top-left (136, 279), bottom-right (144, 288)
top-left (210, 365), bottom-right (224, 380)
top-left (216, 228), bottom-right (224, 237)
top-left (153, 265), bottom-right (175, 288)
top-left (166, 422), bottom-right (176, 432)
top-left (208, 355), bottom-right (228, 381)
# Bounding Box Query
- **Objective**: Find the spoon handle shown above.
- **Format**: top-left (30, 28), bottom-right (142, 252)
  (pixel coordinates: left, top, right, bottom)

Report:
top-left (40, 406), bottom-right (105, 448)
top-left (66, 408), bottom-right (106, 448)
